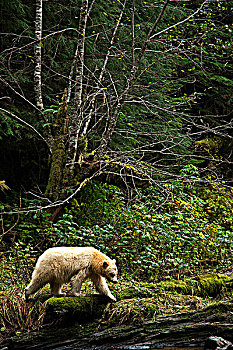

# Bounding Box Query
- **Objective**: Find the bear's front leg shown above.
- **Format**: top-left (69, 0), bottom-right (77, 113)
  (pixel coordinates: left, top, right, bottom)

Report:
top-left (92, 275), bottom-right (116, 301)
top-left (50, 282), bottom-right (65, 297)
top-left (70, 270), bottom-right (87, 296)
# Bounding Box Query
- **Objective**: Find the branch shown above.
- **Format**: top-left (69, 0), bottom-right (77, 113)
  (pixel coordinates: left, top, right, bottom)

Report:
top-left (150, 0), bottom-right (208, 40)
top-left (1, 28), bottom-right (79, 57)
top-left (96, 0), bottom-right (170, 157)
top-left (0, 77), bottom-right (43, 113)
top-left (0, 108), bottom-right (51, 152)
top-left (0, 170), bottom-right (100, 215)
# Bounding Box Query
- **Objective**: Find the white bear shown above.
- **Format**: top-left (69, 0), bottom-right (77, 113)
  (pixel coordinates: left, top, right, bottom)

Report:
top-left (25, 247), bottom-right (118, 301)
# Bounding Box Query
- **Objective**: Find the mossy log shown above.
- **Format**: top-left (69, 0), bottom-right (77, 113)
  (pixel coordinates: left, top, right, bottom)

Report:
top-left (1, 274), bottom-right (233, 349)
top-left (2, 302), bottom-right (233, 350)
top-left (42, 273), bottom-right (232, 326)
top-left (156, 273), bottom-right (231, 297)
top-left (44, 294), bottom-right (111, 325)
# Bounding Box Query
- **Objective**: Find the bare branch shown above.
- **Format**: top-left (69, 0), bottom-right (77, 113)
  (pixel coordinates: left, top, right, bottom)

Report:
top-left (150, 0), bottom-right (208, 40)
top-left (0, 107), bottom-right (51, 151)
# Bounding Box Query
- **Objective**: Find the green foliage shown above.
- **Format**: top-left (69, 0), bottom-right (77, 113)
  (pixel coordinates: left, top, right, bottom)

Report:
top-left (10, 179), bottom-right (232, 281)
top-left (0, 111), bottom-right (25, 140)
top-left (174, 1), bottom-right (233, 115)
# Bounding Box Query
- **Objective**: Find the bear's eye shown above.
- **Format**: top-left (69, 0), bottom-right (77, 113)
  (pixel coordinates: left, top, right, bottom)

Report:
top-left (110, 273), bottom-right (115, 278)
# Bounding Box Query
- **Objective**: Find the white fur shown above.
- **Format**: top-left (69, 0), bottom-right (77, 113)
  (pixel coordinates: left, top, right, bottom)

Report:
top-left (25, 247), bottom-right (118, 301)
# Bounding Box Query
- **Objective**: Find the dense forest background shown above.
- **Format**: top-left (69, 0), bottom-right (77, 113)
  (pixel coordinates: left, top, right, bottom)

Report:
top-left (0, 0), bottom-right (233, 285)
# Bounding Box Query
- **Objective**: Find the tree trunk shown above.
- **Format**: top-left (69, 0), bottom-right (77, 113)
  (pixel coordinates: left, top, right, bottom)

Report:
top-left (45, 89), bottom-right (69, 203)
top-left (69, 0), bottom-right (89, 170)
top-left (34, 0), bottom-right (44, 110)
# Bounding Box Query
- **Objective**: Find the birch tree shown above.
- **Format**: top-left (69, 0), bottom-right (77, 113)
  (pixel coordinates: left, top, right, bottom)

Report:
top-left (34, 0), bottom-right (44, 110)
top-left (69, 0), bottom-right (89, 170)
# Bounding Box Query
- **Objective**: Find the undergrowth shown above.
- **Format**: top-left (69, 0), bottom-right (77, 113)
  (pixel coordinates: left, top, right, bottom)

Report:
top-left (5, 179), bottom-right (232, 280)
top-left (101, 292), bottom-right (211, 326)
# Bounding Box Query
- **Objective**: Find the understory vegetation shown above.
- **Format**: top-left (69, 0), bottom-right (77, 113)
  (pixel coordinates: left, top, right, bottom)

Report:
top-left (3, 177), bottom-right (233, 281)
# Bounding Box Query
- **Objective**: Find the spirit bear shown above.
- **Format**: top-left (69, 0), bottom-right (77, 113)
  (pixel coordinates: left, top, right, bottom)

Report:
top-left (25, 247), bottom-right (118, 301)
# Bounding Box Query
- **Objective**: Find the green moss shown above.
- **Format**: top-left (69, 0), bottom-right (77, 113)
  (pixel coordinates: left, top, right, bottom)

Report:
top-left (190, 273), bottom-right (230, 297)
top-left (44, 295), bottom-right (110, 325)
top-left (45, 141), bottom-right (66, 200)
top-left (116, 286), bottom-right (153, 300)
top-left (77, 136), bottom-right (88, 153)
top-left (155, 273), bottom-right (231, 297)
top-left (53, 89), bottom-right (68, 138)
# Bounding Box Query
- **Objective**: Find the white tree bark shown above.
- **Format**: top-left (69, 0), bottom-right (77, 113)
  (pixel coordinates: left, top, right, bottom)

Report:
top-left (34, 0), bottom-right (44, 110)
top-left (69, 0), bottom-right (89, 170)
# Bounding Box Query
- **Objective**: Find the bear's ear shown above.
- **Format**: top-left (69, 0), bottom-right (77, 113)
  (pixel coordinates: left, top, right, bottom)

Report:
top-left (103, 261), bottom-right (108, 269)
top-left (112, 259), bottom-right (116, 264)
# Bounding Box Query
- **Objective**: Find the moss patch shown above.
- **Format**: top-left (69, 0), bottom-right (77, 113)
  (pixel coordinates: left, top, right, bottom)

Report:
top-left (112, 273), bottom-right (231, 302)
top-left (44, 294), bottom-right (111, 325)
top-left (155, 273), bottom-right (231, 297)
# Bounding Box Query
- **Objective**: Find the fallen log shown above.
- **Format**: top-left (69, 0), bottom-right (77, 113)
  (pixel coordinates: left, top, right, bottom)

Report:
top-left (1, 301), bottom-right (233, 350)
top-left (44, 294), bottom-right (111, 325)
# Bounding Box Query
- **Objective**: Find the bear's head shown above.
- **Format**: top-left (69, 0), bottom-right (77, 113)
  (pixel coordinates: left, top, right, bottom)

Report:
top-left (102, 259), bottom-right (118, 283)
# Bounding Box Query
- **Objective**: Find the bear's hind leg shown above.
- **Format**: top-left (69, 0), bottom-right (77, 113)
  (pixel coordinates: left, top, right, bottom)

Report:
top-left (92, 275), bottom-right (116, 301)
top-left (50, 281), bottom-right (65, 297)
top-left (25, 277), bottom-right (45, 301)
